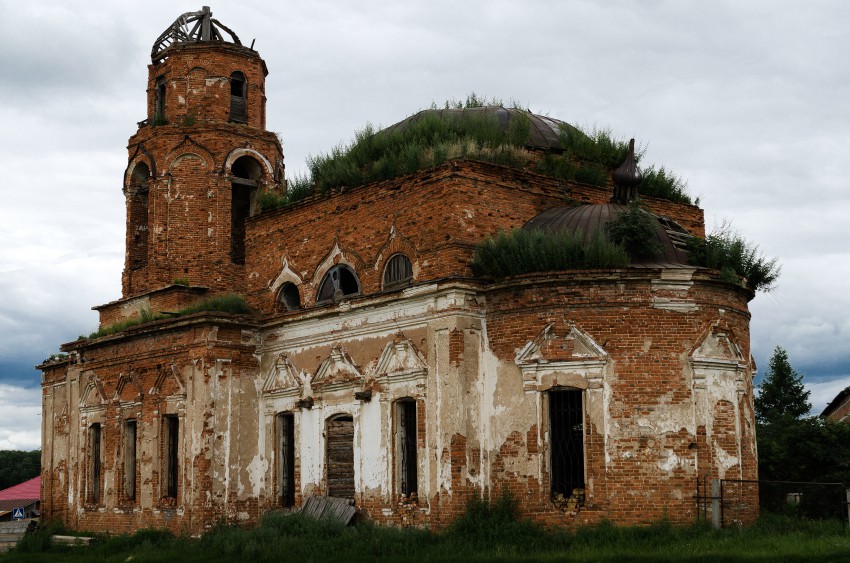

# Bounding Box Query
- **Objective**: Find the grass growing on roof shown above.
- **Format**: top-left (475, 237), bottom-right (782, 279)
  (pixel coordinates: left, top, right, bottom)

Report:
top-left (87, 294), bottom-right (249, 339)
top-left (471, 228), bottom-right (629, 280)
top-left (688, 222), bottom-right (780, 292)
top-left (271, 95), bottom-right (692, 207)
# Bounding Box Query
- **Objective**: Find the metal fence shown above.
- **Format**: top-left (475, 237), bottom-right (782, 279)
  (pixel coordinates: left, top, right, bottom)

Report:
top-left (696, 477), bottom-right (850, 528)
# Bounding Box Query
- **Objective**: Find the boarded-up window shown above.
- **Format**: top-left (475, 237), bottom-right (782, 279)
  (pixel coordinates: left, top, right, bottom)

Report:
top-left (277, 413), bottom-right (296, 507)
top-left (230, 71), bottom-right (247, 123)
top-left (89, 424), bottom-right (102, 504)
top-left (326, 415), bottom-right (354, 499)
top-left (549, 388), bottom-right (585, 497)
top-left (163, 415), bottom-right (179, 499)
top-left (383, 254), bottom-right (413, 289)
top-left (395, 399), bottom-right (417, 496)
top-left (123, 420), bottom-right (137, 501)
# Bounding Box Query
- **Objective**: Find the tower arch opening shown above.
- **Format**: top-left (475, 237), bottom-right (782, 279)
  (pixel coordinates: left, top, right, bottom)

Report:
top-left (230, 155), bottom-right (263, 265)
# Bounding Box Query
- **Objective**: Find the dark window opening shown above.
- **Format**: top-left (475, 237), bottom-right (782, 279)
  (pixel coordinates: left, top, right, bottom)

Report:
top-left (164, 415), bottom-right (179, 499)
top-left (326, 415), bottom-right (354, 499)
top-left (549, 388), bottom-right (585, 498)
top-left (277, 413), bottom-right (296, 507)
top-left (89, 424), bottom-right (102, 504)
top-left (230, 156), bottom-right (262, 265)
top-left (124, 420), bottom-right (137, 501)
top-left (383, 253), bottom-right (413, 289)
top-left (317, 265), bottom-right (360, 303)
top-left (231, 186), bottom-right (251, 264)
top-left (129, 163), bottom-right (150, 269)
top-left (277, 282), bottom-right (301, 311)
top-left (155, 77), bottom-right (166, 121)
top-left (230, 71), bottom-right (246, 123)
top-left (396, 399), bottom-right (418, 496)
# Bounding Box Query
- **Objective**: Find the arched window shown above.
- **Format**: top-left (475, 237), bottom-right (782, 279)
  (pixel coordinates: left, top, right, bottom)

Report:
top-left (128, 163), bottom-right (150, 269)
top-left (230, 71), bottom-right (247, 123)
top-left (317, 265), bottom-right (360, 303)
top-left (277, 282), bottom-right (301, 311)
top-left (230, 155), bottom-right (262, 265)
top-left (383, 253), bottom-right (413, 289)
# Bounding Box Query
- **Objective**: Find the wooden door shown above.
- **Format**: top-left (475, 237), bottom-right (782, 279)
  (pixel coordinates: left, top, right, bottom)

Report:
top-left (326, 416), bottom-right (355, 499)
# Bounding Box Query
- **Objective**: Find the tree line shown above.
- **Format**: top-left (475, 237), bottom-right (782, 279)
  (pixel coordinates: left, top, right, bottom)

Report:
top-left (0, 450), bottom-right (41, 490)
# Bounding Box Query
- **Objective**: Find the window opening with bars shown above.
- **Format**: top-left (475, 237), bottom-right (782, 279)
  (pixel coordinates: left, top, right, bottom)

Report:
top-left (124, 420), bottom-right (137, 501)
top-left (549, 388), bottom-right (585, 498)
top-left (277, 413), bottom-right (296, 507)
top-left (89, 424), bottom-right (102, 504)
top-left (164, 415), bottom-right (179, 499)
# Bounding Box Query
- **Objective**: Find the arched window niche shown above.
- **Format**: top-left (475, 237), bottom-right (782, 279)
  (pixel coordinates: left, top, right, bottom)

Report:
top-left (128, 162), bottom-right (151, 269)
top-left (230, 71), bottom-right (247, 123)
top-left (317, 265), bottom-right (361, 303)
top-left (277, 282), bottom-right (301, 311)
top-left (230, 155), bottom-right (262, 265)
top-left (383, 253), bottom-right (413, 290)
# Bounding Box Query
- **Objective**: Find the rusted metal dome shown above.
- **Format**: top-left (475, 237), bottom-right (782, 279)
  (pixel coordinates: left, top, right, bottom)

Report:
top-left (523, 204), bottom-right (692, 267)
top-left (381, 106), bottom-right (584, 150)
top-left (151, 6), bottom-right (243, 63)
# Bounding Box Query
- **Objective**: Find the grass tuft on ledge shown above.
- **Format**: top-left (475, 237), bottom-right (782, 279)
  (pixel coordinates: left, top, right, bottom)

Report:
top-left (688, 222), bottom-right (780, 292)
top-left (88, 294), bottom-right (249, 339)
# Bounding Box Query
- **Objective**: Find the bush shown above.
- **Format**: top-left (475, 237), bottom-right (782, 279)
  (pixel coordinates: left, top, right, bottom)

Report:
top-left (688, 222), bottom-right (780, 292)
top-left (472, 228), bottom-right (629, 280)
top-left (607, 201), bottom-right (662, 258)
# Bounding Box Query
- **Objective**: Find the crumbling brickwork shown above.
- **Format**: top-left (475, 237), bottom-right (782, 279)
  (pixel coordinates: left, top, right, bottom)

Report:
top-left (40, 12), bottom-right (757, 535)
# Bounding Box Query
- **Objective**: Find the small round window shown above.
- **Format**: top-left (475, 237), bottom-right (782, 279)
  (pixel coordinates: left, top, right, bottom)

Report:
top-left (383, 254), bottom-right (412, 289)
top-left (317, 265), bottom-right (360, 303)
top-left (277, 282), bottom-right (301, 311)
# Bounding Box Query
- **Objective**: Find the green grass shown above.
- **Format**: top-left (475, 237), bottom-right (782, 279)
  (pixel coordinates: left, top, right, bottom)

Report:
top-left (273, 98), bottom-right (692, 208)
top-left (6, 511), bottom-right (849, 562)
top-left (688, 222), bottom-right (781, 292)
top-left (87, 294), bottom-right (249, 339)
top-left (471, 228), bottom-right (630, 280)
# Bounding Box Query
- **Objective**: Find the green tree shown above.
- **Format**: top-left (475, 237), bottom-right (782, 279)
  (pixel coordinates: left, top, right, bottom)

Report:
top-left (755, 347), bottom-right (811, 424)
top-left (0, 450), bottom-right (41, 489)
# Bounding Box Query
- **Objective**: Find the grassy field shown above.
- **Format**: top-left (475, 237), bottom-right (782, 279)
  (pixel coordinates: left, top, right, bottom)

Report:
top-left (4, 500), bottom-right (850, 562)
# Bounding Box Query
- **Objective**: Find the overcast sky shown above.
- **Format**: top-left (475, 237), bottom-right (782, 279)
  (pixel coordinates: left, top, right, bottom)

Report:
top-left (1, 1), bottom-right (848, 451)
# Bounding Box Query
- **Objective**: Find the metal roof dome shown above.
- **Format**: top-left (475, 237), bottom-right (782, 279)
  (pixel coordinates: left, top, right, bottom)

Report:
top-left (523, 204), bottom-right (692, 267)
top-left (151, 6), bottom-right (243, 63)
top-left (381, 106), bottom-right (584, 150)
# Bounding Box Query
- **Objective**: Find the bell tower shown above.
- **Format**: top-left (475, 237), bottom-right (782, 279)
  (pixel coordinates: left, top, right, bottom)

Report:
top-left (122, 7), bottom-right (283, 301)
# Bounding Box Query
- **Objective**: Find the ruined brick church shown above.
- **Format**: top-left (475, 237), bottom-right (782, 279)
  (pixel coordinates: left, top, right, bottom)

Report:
top-left (39, 8), bottom-right (758, 533)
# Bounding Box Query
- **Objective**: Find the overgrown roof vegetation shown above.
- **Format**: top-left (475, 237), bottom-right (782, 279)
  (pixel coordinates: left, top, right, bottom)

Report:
top-left (86, 294), bottom-right (249, 339)
top-left (473, 210), bottom-right (779, 293)
top-left (687, 222), bottom-right (780, 292)
top-left (258, 94), bottom-right (692, 212)
top-left (472, 228), bottom-right (629, 280)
